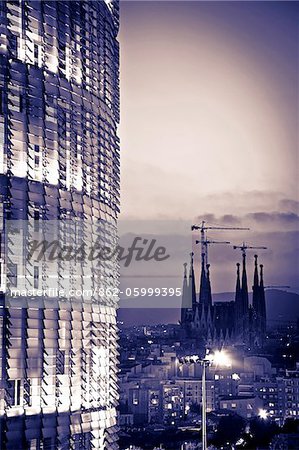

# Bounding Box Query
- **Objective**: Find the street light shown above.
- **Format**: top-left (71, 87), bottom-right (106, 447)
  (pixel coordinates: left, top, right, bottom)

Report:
top-left (181, 350), bottom-right (232, 450)
top-left (202, 350), bottom-right (232, 450)
top-left (206, 349), bottom-right (231, 368)
top-left (258, 408), bottom-right (268, 420)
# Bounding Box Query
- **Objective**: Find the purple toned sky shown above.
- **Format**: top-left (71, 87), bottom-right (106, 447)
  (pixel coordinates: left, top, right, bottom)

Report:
top-left (118, 1), bottom-right (299, 293)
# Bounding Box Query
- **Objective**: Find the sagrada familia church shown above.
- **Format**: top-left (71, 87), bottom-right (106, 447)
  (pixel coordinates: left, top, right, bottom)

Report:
top-left (180, 252), bottom-right (267, 349)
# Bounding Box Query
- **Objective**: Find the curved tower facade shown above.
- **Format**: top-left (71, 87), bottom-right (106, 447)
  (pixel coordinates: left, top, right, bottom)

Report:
top-left (0, 1), bottom-right (120, 449)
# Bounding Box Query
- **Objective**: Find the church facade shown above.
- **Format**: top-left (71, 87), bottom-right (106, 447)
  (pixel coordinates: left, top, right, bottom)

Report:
top-left (180, 252), bottom-right (267, 349)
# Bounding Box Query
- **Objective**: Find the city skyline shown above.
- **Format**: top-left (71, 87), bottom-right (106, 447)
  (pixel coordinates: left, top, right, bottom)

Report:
top-left (0, 1), bottom-right (298, 449)
top-left (119, 0), bottom-right (299, 294)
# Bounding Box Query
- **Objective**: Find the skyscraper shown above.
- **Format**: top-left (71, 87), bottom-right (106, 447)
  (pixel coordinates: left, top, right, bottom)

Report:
top-left (0, 1), bottom-right (120, 449)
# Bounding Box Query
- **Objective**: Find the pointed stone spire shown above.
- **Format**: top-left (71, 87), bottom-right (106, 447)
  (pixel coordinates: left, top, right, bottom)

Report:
top-left (241, 253), bottom-right (249, 310)
top-left (259, 264), bottom-right (267, 338)
top-left (206, 263), bottom-right (213, 306)
top-left (207, 304), bottom-right (212, 327)
top-left (240, 253), bottom-right (249, 343)
top-left (180, 263), bottom-right (189, 324)
top-left (199, 253), bottom-right (211, 306)
top-left (199, 252), bottom-right (206, 304)
top-left (200, 302), bottom-right (207, 330)
top-left (184, 262), bottom-right (187, 278)
top-left (235, 263), bottom-right (241, 303)
top-left (252, 255), bottom-right (260, 313)
top-left (260, 264), bottom-right (264, 289)
top-left (253, 255), bottom-right (259, 287)
top-left (189, 252), bottom-right (197, 311)
top-left (194, 304), bottom-right (200, 329)
top-left (234, 262), bottom-right (244, 344)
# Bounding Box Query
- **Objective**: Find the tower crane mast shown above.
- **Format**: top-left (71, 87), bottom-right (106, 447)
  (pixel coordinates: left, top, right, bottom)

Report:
top-left (195, 238), bottom-right (230, 265)
top-left (192, 221), bottom-right (249, 263)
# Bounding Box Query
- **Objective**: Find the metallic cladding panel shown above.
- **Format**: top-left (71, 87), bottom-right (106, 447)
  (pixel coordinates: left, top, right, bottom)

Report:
top-left (0, 1), bottom-right (120, 448)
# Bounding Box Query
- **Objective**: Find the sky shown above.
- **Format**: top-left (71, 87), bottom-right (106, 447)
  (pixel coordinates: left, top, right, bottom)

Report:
top-left (118, 1), bottom-right (299, 296)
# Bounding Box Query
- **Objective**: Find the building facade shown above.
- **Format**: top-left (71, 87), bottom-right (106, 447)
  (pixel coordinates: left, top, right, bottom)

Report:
top-left (180, 251), bottom-right (267, 349)
top-left (0, 1), bottom-right (120, 449)
top-left (219, 395), bottom-right (263, 419)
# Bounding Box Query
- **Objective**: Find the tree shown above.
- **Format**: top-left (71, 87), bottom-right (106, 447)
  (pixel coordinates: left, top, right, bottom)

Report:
top-left (247, 417), bottom-right (280, 448)
top-left (212, 414), bottom-right (246, 447)
top-left (282, 418), bottom-right (299, 434)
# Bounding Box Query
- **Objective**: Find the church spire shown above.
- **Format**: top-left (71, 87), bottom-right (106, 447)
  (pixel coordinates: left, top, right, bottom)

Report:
top-left (234, 259), bottom-right (249, 345)
top-left (189, 252), bottom-right (197, 311)
top-left (199, 252), bottom-right (211, 306)
top-left (206, 263), bottom-right (212, 306)
top-left (199, 252), bottom-right (206, 304)
top-left (180, 263), bottom-right (189, 324)
top-left (252, 254), bottom-right (259, 312)
top-left (260, 263), bottom-right (264, 289)
top-left (259, 264), bottom-right (266, 334)
top-left (234, 263), bottom-right (242, 336)
top-left (253, 254), bottom-right (259, 288)
top-left (241, 252), bottom-right (249, 310)
top-left (235, 263), bottom-right (241, 303)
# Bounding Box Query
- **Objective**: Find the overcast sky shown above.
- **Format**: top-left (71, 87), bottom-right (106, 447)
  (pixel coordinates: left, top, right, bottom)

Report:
top-left (118, 1), bottom-right (299, 294)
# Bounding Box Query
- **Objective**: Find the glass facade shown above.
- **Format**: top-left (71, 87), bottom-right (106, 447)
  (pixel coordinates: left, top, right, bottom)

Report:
top-left (0, 1), bottom-right (120, 449)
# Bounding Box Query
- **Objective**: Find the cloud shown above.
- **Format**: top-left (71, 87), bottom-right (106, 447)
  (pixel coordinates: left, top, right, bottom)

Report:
top-left (247, 212), bottom-right (299, 224)
top-left (195, 209), bottom-right (299, 231)
top-left (195, 213), bottom-right (242, 225)
top-left (279, 198), bottom-right (299, 213)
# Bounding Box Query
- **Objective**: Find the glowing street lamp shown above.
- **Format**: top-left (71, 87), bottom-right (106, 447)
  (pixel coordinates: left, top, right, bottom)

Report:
top-left (181, 350), bottom-right (232, 450)
top-left (201, 350), bottom-right (232, 450)
top-left (258, 408), bottom-right (268, 420)
top-left (206, 349), bottom-right (231, 368)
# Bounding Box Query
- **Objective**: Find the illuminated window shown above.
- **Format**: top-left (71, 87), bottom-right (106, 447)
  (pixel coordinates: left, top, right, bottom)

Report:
top-left (132, 392), bottom-right (139, 405)
top-left (7, 379), bottom-right (21, 406)
top-left (29, 439), bottom-right (38, 450)
top-left (14, 379), bottom-right (21, 406)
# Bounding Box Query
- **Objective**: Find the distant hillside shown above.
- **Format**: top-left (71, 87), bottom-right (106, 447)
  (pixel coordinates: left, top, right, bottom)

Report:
top-left (263, 289), bottom-right (299, 324)
top-left (117, 290), bottom-right (299, 327)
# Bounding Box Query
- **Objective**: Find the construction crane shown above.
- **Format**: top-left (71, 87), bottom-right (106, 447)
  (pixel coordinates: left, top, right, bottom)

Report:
top-left (195, 238), bottom-right (230, 265)
top-left (233, 242), bottom-right (267, 257)
top-left (191, 220), bottom-right (249, 262)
